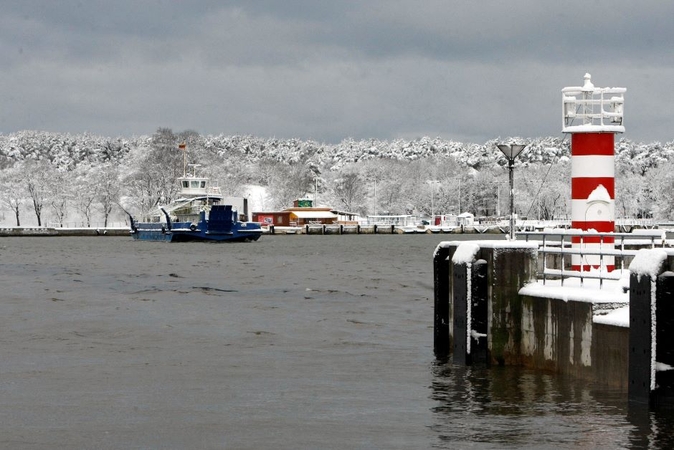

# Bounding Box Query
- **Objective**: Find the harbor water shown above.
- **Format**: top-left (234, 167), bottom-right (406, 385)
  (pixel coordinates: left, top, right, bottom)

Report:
top-left (1, 234), bottom-right (673, 449)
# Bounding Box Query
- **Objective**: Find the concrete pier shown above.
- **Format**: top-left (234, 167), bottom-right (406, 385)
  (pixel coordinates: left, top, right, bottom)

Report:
top-left (0, 227), bottom-right (129, 237)
top-left (434, 240), bottom-right (674, 407)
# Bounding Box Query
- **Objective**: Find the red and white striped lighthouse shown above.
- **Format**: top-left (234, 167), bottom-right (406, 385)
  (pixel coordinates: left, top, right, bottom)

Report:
top-left (562, 74), bottom-right (626, 271)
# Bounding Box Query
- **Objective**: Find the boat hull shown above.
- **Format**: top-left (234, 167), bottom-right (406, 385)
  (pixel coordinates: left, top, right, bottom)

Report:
top-left (131, 222), bottom-right (262, 242)
top-left (131, 206), bottom-right (262, 243)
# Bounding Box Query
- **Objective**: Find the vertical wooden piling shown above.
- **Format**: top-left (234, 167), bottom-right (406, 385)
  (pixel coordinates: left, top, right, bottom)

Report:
top-left (452, 262), bottom-right (468, 365)
top-left (628, 271), bottom-right (651, 404)
top-left (451, 258), bottom-right (489, 366)
top-left (654, 271), bottom-right (674, 406)
top-left (433, 246), bottom-right (451, 359)
top-left (471, 259), bottom-right (489, 364)
top-left (629, 263), bottom-right (674, 407)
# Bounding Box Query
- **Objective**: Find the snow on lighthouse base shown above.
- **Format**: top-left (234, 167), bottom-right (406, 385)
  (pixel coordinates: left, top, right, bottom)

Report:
top-left (571, 184), bottom-right (614, 272)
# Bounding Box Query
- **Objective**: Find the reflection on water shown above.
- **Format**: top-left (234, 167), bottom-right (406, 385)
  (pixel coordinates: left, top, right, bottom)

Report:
top-left (430, 362), bottom-right (674, 449)
top-left (626, 407), bottom-right (674, 450)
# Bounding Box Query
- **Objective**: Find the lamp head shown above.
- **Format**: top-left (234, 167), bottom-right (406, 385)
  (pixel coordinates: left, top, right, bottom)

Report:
top-left (497, 144), bottom-right (527, 160)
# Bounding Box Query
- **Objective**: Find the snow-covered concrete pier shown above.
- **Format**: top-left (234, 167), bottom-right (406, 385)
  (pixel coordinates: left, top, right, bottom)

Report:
top-left (434, 240), bottom-right (674, 407)
top-left (0, 227), bottom-right (129, 237)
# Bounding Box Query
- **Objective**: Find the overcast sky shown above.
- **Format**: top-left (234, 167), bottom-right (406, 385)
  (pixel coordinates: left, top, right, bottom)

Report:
top-left (1, 1), bottom-right (672, 144)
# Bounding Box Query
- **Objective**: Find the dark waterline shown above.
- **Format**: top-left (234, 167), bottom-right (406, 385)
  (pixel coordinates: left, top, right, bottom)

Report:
top-left (0, 235), bottom-right (672, 449)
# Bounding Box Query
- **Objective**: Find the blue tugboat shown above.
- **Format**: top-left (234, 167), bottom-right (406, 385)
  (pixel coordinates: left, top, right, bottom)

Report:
top-left (129, 167), bottom-right (262, 243)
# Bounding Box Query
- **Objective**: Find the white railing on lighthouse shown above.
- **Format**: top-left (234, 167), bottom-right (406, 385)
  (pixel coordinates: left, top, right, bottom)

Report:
top-left (562, 73), bottom-right (626, 133)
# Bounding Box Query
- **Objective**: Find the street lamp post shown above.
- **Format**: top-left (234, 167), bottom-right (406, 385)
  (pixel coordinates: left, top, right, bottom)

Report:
top-left (314, 176), bottom-right (319, 206)
top-left (497, 144), bottom-right (527, 240)
top-left (373, 179), bottom-right (377, 216)
top-left (427, 180), bottom-right (439, 222)
top-left (431, 185), bottom-right (434, 219)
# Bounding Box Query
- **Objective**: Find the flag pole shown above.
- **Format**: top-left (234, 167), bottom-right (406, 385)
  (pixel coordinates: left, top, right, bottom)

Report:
top-left (179, 143), bottom-right (186, 177)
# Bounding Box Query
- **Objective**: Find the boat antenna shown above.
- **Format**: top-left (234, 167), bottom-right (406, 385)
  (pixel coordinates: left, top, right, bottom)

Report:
top-left (179, 142), bottom-right (187, 176)
top-left (187, 163), bottom-right (201, 177)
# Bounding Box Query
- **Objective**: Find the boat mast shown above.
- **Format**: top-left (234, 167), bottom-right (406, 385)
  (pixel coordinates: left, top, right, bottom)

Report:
top-left (179, 142), bottom-right (187, 177)
top-left (187, 164), bottom-right (200, 177)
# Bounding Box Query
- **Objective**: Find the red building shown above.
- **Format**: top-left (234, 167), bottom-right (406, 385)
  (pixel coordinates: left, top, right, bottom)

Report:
top-left (252, 200), bottom-right (339, 227)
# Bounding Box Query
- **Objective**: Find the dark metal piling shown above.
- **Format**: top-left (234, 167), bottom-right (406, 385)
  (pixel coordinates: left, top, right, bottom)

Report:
top-left (470, 259), bottom-right (489, 364)
top-left (433, 246), bottom-right (451, 360)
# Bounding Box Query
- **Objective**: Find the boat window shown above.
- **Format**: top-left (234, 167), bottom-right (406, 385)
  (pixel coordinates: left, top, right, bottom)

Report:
top-left (191, 181), bottom-right (200, 188)
top-left (200, 181), bottom-right (206, 188)
top-left (182, 181), bottom-right (189, 188)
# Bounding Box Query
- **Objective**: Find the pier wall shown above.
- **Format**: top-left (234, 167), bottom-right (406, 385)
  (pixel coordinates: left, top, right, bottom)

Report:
top-left (262, 223), bottom-right (662, 236)
top-left (515, 295), bottom-right (628, 386)
top-left (0, 227), bottom-right (129, 237)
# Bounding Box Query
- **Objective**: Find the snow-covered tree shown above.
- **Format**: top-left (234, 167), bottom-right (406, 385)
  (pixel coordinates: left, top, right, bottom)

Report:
top-left (0, 164), bottom-right (26, 226)
top-left (2, 129), bottom-right (674, 224)
top-left (517, 162), bottom-right (570, 220)
top-left (48, 169), bottom-right (70, 227)
top-left (96, 163), bottom-right (122, 227)
top-left (121, 129), bottom-right (184, 214)
top-left (71, 164), bottom-right (98, 227)
top-left (616, 169), bottom-right (650, 219)
top-left (266, 163), bottom-right (315, 210)
top-left (24, 160), bottom-right (52, 226)
top-left (328, 165), bottom-right (368, 213)
top-left (647, 163), bottom-right (674, 220)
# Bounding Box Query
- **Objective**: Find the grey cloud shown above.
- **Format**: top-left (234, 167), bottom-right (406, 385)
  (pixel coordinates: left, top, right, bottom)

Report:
top-left (0, 1), bottom-right (672, 144)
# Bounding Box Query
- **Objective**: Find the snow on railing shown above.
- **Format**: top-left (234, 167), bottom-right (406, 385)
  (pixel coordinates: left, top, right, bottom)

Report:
top-left (518, 229), bottom-right (668, 289)
top-left (562, 73), bottom-right (626, 133)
